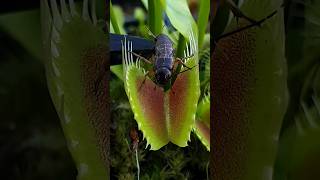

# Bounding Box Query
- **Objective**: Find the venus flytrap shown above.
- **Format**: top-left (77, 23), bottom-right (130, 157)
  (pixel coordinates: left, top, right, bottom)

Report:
top-left (212, 0), bottom-right (288, 179)
top-left (41, 0), bottom-right (109, 179)
top-left (121, 30), bottom-right (200, 150)
top-left (110, 1), bottom-right (209, 177)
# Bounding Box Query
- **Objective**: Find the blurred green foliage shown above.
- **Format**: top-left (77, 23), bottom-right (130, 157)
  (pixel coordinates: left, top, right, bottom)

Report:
top-left (0, 9), bottom-right (76, 179)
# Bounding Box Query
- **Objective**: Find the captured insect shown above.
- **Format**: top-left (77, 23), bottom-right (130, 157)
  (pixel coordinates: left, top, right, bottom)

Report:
top-left (122, 27), bottom-right (197, 91)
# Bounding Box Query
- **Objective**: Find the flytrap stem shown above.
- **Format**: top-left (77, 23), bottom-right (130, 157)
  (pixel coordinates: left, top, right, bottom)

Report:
top-left (135, 148), bottom-right (140, 180)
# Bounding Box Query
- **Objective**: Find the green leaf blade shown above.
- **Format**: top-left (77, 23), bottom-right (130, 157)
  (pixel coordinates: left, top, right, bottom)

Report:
top-left (148, 0), bottom-right (163, 35)
top-left (162, 0), bottom-right (198, 40)
top-left (197, 0), bottom-right (210, 48)
top-left (194, 96), bottom-right (210, 151)
top-left (125, 66), bottom-right (169, 150)
top-left (212, 1), bottom-right (288, 179)
top-left (167, 58), bottom-right (200, 146)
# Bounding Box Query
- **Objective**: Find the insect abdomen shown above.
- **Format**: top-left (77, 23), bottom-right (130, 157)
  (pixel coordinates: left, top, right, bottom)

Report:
top-left (154, 57), bottom-right (174, 70)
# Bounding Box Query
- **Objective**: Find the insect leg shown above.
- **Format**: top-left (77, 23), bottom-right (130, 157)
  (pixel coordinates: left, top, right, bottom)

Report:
top-left (225, 0), bottom-right (257, 24)
top-left (175, 58), bottom-right (196, 70)
top-left (177, 67), bottom-right (196, 75)
top-left (138, 70), bottom-right (155, 91)
top-left (128, 51), bottom-right (153, 64)
top-left (180, 53), bottom-right (195, 61)
top-left (215, 8), bottom-right (278, 42)
top-left (138, 71), bottom-right (149, 90)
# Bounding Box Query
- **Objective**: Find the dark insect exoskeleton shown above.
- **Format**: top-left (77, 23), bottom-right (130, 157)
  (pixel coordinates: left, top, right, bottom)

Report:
top-left (153, 34), bottom-right (175, 86)
top-left (128, 31), bottom-right (195, 91)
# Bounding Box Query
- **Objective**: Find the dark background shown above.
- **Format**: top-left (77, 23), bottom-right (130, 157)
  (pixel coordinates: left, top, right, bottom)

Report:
top-left (0, 1), bottom-right (77, 179)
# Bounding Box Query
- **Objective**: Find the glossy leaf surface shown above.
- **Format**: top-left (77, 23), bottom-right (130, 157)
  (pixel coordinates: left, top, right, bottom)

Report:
top-left (161, 0), bottom-right (197, 40)
top-left (41, 0), bottom-right (109, 179)
top-left (194, 95), bottom-right (210, 151)
top-left (212, 0), bottom-right (288, 179)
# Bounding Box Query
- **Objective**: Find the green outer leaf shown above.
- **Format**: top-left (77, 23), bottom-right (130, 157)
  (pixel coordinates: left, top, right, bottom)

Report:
top-left (194, 95), bottom-right (210, 151)
top-left (274, 116), bottom-right (320, 180)
top-left (274, 65), bottom-right (320, 180)
top-left (110, 2), bottom-right (125, 34)
top-left (109, 2), bottom-right (126, 81)
top-left (110, 2), bottom-right (120, 34)
top-left (176, 34), bottom-right (186, 57)
top-left (134, 7), bottom-right (145, 23)
top-left (274, 2), bottom-right (320, 173)
top-left (110, 65), bottom-right (123, 81)
top-left (124, 57), bottom-right (200, 150)
top-left (197, 0), bottom-right (210, 48)
top-left (212, 0), bottom-right (288, 179)
top-left (196, 97), bottom-right (210, 127)
top-left (134, 7), bottom-right (146, 33)
top-left (141, 0), bottom-right (148, 9)
top-left (110, 22), bottom-right (114, 33)
top-left (283, 0), bottom-right (320, 143)
top-left (170, 34), bottom-right (186, 86)
top-left (294, 0), bottom-right (320, 78)
top-left (161, 0), bottom-right (197, 41)
top-left (148, 0), bottom-right (163, 35)
top-left (199, 47), bottom-right (210, 94)
top-left (0, 10), bottom-right (42, 61)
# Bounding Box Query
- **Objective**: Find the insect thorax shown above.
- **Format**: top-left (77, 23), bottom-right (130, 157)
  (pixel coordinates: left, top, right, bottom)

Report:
top-left (155, 34), bottom-right (174, 58)
top-left (154, 35), bottom-right (174, 69)
top-left (155, 44), bottom-right (174, 58)
top-left (153, 34), bottom-right (175, 86)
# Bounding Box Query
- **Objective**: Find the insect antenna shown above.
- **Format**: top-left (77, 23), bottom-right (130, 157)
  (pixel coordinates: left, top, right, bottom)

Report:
top-left (215, 7), bottom-right (281, 42)
top-left (213, 5), bottom-right (284, 56)
top-left (174, 29), bottom-right (198, 76)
